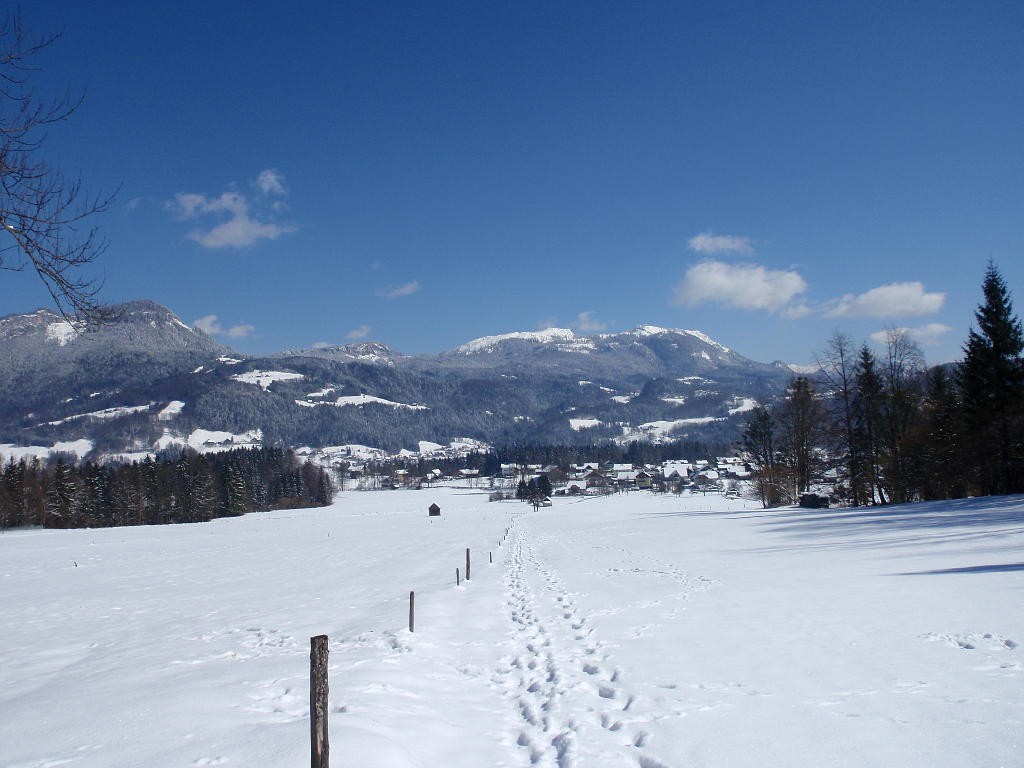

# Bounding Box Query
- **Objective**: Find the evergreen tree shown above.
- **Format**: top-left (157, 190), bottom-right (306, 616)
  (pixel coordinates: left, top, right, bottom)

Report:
top-left (854, 345), bottom-right (887, 504)
top-left (223, 460), bottom-right (249, 516)
top-left (776, 376), bottom-right (823, 500)
top-left (1, 458), bottom-right (26, 528)
top-left (535, 474), bottom-right (553, 499)
top-left (515, 479), bottom-right (529, 501)
top-left (741, 407), bottom-right (783, 507)
top-left (175, 451), bottom-right (216, 523)
top-left (46, 459), bottom-right (76, 527)
top-left (959, 261), bottom-right (1024, 495)
top-left (914, 366), bottom-right (965, 500)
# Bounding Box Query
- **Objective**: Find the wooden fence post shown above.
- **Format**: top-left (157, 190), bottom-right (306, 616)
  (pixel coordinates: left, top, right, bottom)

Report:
top-left (456, 567), bottom-right (460, 586)
top-left (466, 548), bottom-right (471, 581)
top-left (409, 591), bottom-right (415, 633)
top-left (310, 635), bottom-right (329, 768)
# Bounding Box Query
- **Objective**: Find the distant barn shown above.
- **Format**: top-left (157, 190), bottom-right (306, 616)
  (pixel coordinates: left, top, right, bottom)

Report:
top-left (428, 503), bottom-right (441, 516)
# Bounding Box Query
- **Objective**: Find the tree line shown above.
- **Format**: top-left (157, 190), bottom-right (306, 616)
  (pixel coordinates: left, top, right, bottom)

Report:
top-left (743, 263), bottom-right (1024, 507)
top-left (0, 446), bottom-right (333, 530)
top-left (491, 438), bottom-right (730, 469)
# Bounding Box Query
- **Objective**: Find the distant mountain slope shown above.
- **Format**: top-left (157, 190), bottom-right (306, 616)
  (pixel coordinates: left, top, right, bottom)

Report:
top-left (0, 300), bottom-right (227, 419)
top-left (0, 301), bottom-right (794, 459)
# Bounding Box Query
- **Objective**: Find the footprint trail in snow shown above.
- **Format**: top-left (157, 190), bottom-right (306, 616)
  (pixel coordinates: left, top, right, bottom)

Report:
top-left (496, 520), bottom-right (673, 768)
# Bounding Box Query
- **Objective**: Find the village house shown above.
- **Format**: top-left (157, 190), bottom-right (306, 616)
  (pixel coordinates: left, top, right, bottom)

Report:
top-left (584, 469), bottom-right (609, 488)
top-left (661, 460), bottom-right (692, 481)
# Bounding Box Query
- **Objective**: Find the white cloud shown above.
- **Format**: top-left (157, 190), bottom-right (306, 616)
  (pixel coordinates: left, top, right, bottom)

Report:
top-left (174, 192), bottom-right (209, 219)
top-left (193, 314), bottom-right (254, 339)
top-left (870, 323), bottom-right (952, 347)
top-left (192, 215), bottom-right (291, 248)
top-left (193, 315), bottom-right (223, 335)
top-left (256, 168), bottom-right (287, 196)
top-left (226, 323), bottom-right (254, 338)
top-left (687, 231), bottom-right (754, 256)
top-left (346, 325), bottom-right (371, 340)
top-left (311, 341), bottom-right (333, 350)
top-left (826, 282), bottom-right (945, 318)
top-left (377, 281), bottom-right (420, 299)
top-left (673, 260), bottom-right (808, 313)
top-left (571, 311), bottom-right (609, 332)
top-left (783, 302), bottom-right (814, 320)
top-left (170, 172), bottom-right (294, 249)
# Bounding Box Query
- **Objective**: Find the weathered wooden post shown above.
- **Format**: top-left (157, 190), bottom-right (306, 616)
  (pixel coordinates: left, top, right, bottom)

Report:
top-left (456, 567), bottom-right (460, 586)
top-left (310, 635), bottom-right (329, 768)
top-left (409, 591), bottom-right (415, 632)
top-left (466, 548), bottom-right (471, 581)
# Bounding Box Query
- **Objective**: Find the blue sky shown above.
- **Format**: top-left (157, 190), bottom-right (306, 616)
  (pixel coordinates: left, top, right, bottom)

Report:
top-left (4, 1), bottom-right (1022, 365)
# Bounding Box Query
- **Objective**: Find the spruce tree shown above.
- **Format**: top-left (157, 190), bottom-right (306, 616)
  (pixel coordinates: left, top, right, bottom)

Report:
top-left (916, 366), bottom-right (964, 499)
top-left (777, 376), bottom-right (822, 500)
top-left (959, 262), bottom-right (1024, 494)
top-left (854, 346), bottom-right (886, 504)
top-left (224, 461), bottom-right (249, 516)
top-left (534, 474), bottom-right (553, 500)
top-left (47, 459), bottom-right (76, 527)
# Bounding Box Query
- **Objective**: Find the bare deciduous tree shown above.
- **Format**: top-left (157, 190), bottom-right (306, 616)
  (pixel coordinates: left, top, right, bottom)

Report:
top-left (817, 332), bottom-right (864, 504)
top-left (741, 406), bottom-right (784, 507)
top-left (879, 328), bottom-right (925, 503)
top-left (0, 11), bottom-right (113, 322)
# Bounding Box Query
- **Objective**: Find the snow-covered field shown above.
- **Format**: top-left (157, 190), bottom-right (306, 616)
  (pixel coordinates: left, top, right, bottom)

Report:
top-left (2, 489), bottom-right (1021, 767)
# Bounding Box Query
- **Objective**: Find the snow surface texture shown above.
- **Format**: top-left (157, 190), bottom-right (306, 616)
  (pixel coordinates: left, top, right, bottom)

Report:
top-left (455, 328), bottom-right (592, 355)
top-left (46, 403), bottom-right (154, 426)
top-left (230, 370), bottom-right (305, 390)
top-left (46, 321), bottom-right (81, 346)
top-left (454, 325), bottom-right (737, 357)
top-left (727, 397), bottom-right (757, 415)
top-left (0, 439), bottom-right (95, 462)
top-left (157, 401), bottom-right (186, 421)
top-left (620, 417), bottom-right (721, 442)
top-left (1, 491), bottom-right (1022, 767)
top-left (627, 326), bottom-right (731, 352)
top-left (296, 394), bottom-right (429, 410)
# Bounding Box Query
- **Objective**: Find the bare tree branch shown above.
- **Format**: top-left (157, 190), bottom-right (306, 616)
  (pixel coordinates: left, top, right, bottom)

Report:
top-left (0, 9), bottom-right (113, 324)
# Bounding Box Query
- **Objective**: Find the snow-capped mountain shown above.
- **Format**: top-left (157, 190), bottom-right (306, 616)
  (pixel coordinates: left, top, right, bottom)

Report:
top-left (453, 328), bottom-right (594, 355)
top-left (439, 323), bottom-right (774, 382)
top-left (276, 341), bottom-right (404, 366)
top-left (0, 300), bottom-right (226, 423)
top-left (0, 301), bottom-right (794, 460)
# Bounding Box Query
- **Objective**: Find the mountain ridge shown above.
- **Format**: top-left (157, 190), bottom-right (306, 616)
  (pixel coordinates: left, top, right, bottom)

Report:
top-left (0, 300), bottom-right (794, 459)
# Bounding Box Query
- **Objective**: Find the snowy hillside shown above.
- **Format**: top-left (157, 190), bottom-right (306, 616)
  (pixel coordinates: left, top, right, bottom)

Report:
top-left (2, 490), bottom-right (1021, 767)
top-left (0, 302), bottom-right (792, 456)
top-left (454, 327), bottom-right (589, 355)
